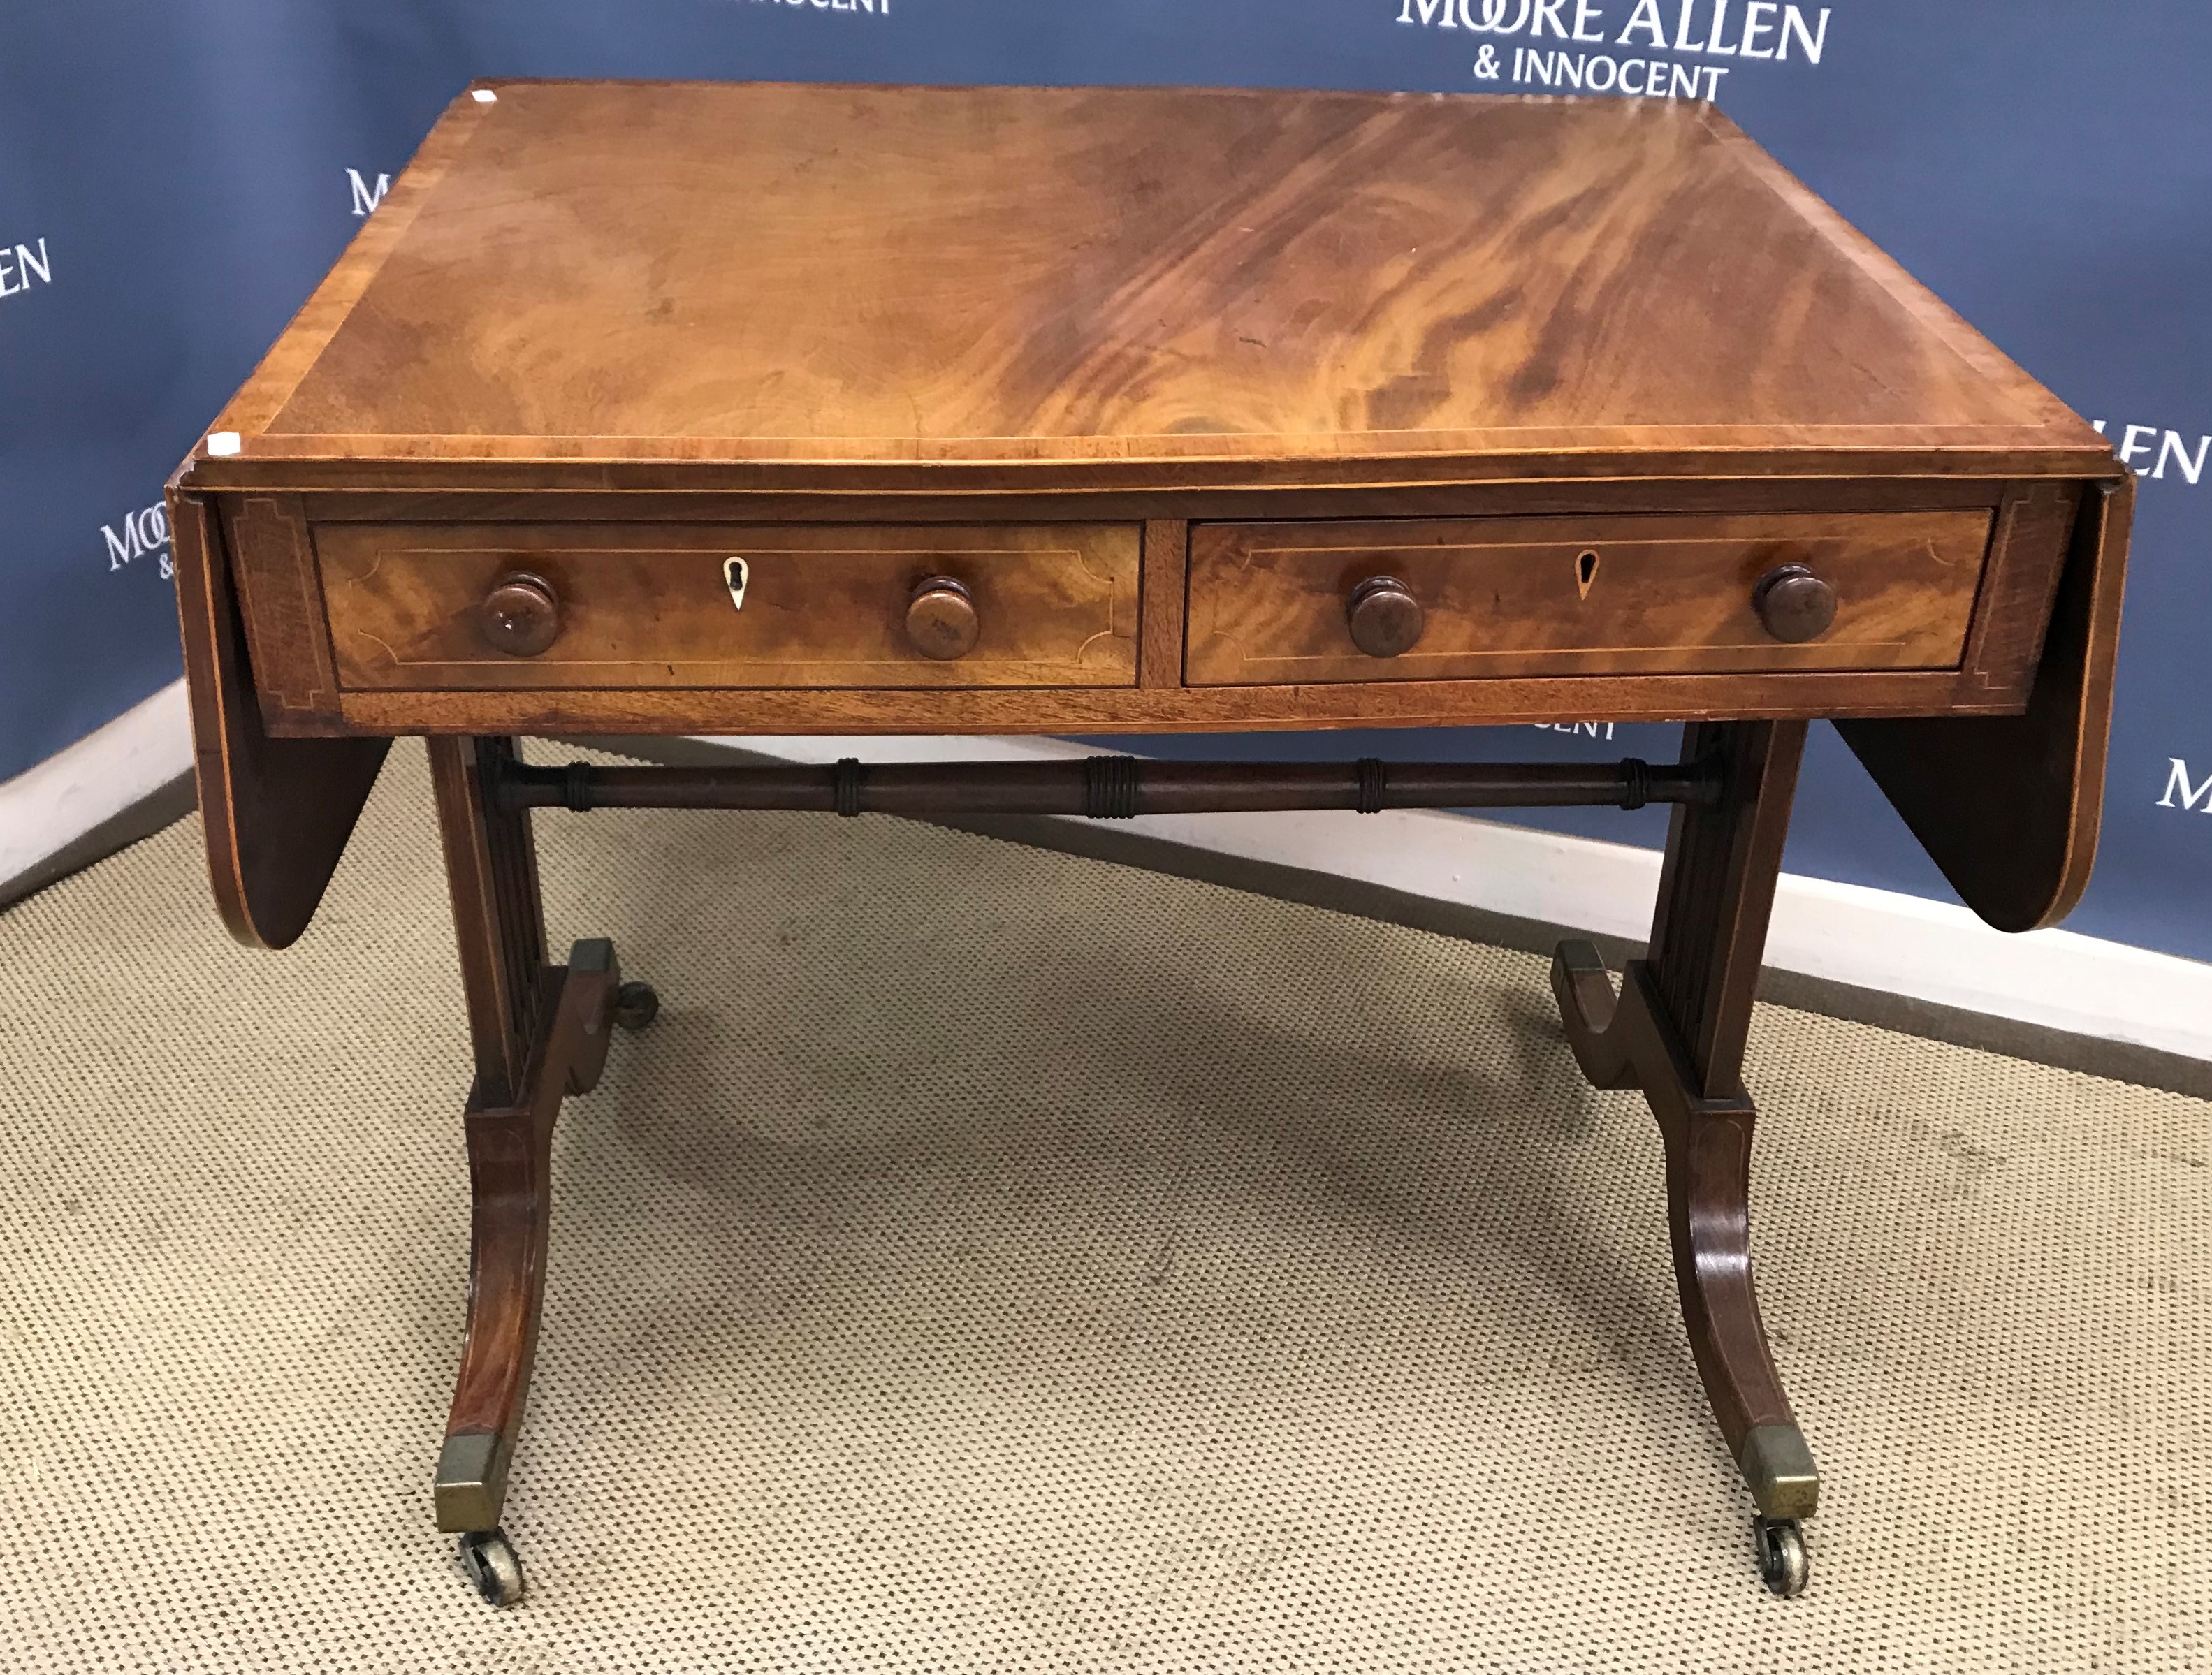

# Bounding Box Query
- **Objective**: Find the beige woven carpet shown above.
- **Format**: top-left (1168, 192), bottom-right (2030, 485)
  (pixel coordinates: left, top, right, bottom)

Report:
top-left (1, 742), bottom-right (2206, 1673)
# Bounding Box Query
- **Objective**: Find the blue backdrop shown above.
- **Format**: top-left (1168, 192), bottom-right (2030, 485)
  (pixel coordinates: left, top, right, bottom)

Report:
top-left (5, 3), bottom-right (2206, 958)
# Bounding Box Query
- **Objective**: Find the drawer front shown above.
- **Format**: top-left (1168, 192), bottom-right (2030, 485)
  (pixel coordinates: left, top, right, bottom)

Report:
top-left (316, 522), bottom-right (1140, 689)
top-left (1184, 512), bottom-right (1994, 686)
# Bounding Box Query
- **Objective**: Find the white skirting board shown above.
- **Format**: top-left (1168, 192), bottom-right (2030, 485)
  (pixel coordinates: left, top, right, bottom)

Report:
top-left (1, 680), bottom-right (193, 889)
top-left (693, 732), bottom-right (2212, 1067)
top-left (6, 695), bottom-right (2206, 1066)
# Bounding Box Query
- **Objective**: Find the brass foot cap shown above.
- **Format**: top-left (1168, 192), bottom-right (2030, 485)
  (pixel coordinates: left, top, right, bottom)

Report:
top-left (435, 1431), bottom-right (512, 1533)
top-left (1739, 1424), bottom-right (1819, 1521)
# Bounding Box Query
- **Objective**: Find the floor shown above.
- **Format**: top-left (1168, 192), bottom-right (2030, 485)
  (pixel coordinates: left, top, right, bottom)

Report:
top-left (0, 740), bottom-right (2204, 1673)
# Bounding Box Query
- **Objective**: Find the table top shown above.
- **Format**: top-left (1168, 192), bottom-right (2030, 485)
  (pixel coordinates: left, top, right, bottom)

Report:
top-left (196, 80), bottom-right (2105, 492)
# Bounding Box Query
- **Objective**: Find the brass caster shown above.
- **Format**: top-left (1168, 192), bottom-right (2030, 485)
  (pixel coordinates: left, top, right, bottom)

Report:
top-left (458, 1527), bottom-right (525, 1607)
top-left (1754, 1516), bottom-right (1810, 1598)
top-left (612, 981), bottom-right (659, 1031)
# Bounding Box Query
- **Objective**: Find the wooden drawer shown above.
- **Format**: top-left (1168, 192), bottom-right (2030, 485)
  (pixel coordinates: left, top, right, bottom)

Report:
top-left (1184, 512), bottom-right (1995, 686)
top-left (316, 522), bottom-right (1140, 689)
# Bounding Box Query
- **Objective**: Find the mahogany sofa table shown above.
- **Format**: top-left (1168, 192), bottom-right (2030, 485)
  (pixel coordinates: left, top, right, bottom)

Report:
top-left (168, 80), bottom-right (2130, 1606)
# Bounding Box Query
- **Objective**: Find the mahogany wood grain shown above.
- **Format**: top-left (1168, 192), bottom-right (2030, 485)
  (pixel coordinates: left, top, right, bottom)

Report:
top-left (163, 81), bottom-right (2137, 1572)
top-left (1186, 512), bottom-right (1993, 685)
top-left (1954, 481), bottom-right (2081, 700)
top-left (1648, 721), bottom-right (1807, 1099)
top-left (435, 940), bottom-right (621, 1535)
top-left (319, 667), bottom-right (2038, 740)
top-left (317, 522), bottom-right (1137, 692)
top-left (288, 478), bottom-right (2027, 527)
top-left (181, 83), bottom-right (2103, 495)
top-left (195, 446), bottom-right (2108, 498)
top-left (490, 756), bottom-right (1721, 817)
top-left (428, 737), bottom-right (546, 1101)
top-left (427, 734), bottom-right (627, 1533)
top-left (1138, 519), bottom-right (1190, 689)
top-left (225, 494), bottom-right (345, 723)
top-left (1552, 719), bottom-right (1815, 1519)
top-left (209, 93), bottom-right (497, 444)
top-left (1838, 476), bottom-right (2133, 932)
top-left (167, 484), bottom-right (388, 949)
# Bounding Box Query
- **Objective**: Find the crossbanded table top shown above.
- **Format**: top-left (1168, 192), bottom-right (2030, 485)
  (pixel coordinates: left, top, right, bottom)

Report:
top-left (195, 80), bottom-right (2104, 489)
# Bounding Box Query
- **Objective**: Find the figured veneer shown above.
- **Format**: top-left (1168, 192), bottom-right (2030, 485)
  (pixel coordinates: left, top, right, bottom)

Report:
top-left (163, 80), bottom-right (2132, 1603)
top-left (1185, 511), bottom-right (1994, 685)
top-left (1839, 476), bottom-right (2134, 931)
top-left (314, 522), bottom-right (1140, 691)
top-left (224, 495), bottom-right (345, 723)
top-left (191, 83), bottom-right (2101, 488)
top-left (168, 487), bottom-right (386, 949)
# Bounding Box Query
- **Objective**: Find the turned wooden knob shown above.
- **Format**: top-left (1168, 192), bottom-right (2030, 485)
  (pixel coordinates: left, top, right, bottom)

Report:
top-left (905, 576), bottom-right (980, 660)
top-left (1346, 575), bottom-right (1425, 659)
top-left (479, 571), bottom-right (560, 657)
top-left (1752, 564), bottom-right (1838, 643)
